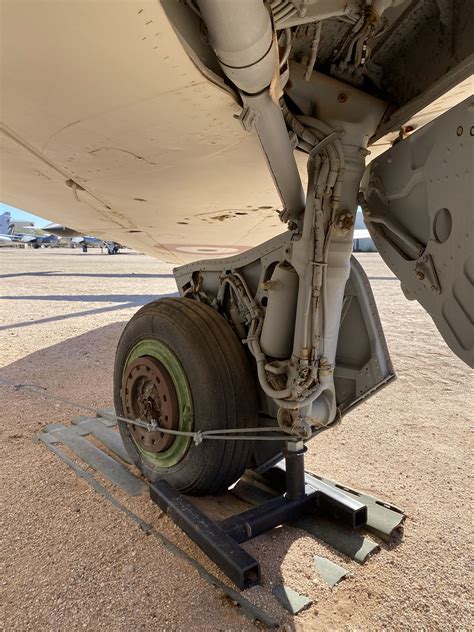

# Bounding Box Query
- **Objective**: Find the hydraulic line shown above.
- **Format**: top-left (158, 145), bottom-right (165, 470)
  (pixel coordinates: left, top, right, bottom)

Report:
top-left (305, 22), bottom-right (322, 81)
top-left (279, 28), bottom-right (292, 69)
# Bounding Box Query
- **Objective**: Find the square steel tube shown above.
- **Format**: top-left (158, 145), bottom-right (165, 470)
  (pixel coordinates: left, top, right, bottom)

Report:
top-left (269, 464), bottom-right (368, 529)
top-left (149, 480), bottom-right (260, 589)
top-left (218, 487), bottom-right (321, 543)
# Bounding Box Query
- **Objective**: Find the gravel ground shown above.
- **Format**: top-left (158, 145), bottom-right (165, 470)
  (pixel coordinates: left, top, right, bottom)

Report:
top-left (1, 248), bottom-right (472, 631)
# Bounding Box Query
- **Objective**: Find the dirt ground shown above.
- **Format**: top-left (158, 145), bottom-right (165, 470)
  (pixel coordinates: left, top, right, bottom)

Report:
top-left (1, 248), bottom-right (472, 631)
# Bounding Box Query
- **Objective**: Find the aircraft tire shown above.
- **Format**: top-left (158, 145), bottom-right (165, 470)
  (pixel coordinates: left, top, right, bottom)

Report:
top-left (114, 297), bottom-right (257, 495)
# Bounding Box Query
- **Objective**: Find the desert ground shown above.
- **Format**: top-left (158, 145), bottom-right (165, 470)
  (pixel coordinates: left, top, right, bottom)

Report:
top-left (1, 248), bottom-right (472, 631)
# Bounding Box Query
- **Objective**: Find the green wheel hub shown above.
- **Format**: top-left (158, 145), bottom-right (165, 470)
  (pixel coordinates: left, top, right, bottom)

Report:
top-left (122, 339), bottom-right (193, 468)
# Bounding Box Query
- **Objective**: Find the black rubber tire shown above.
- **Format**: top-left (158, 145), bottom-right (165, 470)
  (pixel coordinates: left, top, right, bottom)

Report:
top-left (114, 297), bottom-right (257, 495)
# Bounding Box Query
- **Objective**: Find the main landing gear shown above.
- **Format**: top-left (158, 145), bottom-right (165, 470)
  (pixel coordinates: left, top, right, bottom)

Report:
top-left (111, 1), bottom-right (397, 586)
top-left (112, 0), bottom-right (396, 496)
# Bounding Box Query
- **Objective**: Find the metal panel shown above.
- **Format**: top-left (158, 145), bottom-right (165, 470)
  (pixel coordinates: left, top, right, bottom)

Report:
top-left (307, 474), bottom-right (406, 543)
top-left (272, 585), bottom-right (313, 614)
top-left (313, 556), bottom-right (349, 586)
top-left (363, 97), bottom-right (474, 367)
top-left (71, 416), bottom-right (132, 464)
top-left (42, 424), bottom-right (144, 496)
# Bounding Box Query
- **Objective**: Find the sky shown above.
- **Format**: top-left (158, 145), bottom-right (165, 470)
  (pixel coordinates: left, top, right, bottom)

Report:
top-left (0, 202), bottom-right (50, 228)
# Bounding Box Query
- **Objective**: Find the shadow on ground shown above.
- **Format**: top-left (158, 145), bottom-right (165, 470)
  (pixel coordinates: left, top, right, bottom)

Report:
top-left (0, 292), bottom-right (178, 331)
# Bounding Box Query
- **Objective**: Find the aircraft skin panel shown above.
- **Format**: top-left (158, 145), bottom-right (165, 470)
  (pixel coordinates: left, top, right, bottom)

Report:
top-left (0, 1), bottom-right (471, 262)
top-left (0, 0), bottom-right (284, 262)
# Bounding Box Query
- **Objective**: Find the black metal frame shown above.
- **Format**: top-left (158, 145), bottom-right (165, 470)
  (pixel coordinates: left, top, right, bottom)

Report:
top-left (149, 442), bottom-right (368, 589)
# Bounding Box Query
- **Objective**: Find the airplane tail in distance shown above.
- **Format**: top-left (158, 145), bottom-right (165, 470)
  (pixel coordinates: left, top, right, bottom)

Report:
top-left (0, 212), bottom-right (12, 235)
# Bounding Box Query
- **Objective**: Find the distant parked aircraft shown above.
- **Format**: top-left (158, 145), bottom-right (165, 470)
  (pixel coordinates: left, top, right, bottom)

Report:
top-left (0, 211), bottom-right (59, 248)
top-left (15, 231), bottom-right (60, 248)
top-left (0, 234), bottom-right (13, 246)
top-left (0, 212), bottom-right (11, 235)
top-left (44, 223), bottom-right (122, 254)
top-left (70, 235), bottom-right (104, 251)
top-left (0, 212), bottom-right (14, 244)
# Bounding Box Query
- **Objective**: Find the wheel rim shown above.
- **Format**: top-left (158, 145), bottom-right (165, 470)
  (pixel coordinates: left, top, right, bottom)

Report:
top-left (122, 339), bottom-right (193, 468)
top-left (122, 356), bottom-right (179, 453)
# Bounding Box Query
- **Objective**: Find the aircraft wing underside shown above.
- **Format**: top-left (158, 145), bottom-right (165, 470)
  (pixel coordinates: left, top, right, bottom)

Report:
top-left (0, 0), bottom-right (472, 263)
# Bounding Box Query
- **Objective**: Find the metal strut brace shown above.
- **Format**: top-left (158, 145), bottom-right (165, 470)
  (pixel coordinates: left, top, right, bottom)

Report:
top-left (149, 438), bottom-right (368, 590)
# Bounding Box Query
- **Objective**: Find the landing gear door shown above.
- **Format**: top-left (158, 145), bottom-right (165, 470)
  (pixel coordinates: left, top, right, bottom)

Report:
top-left (362, 97), bottom-right (473, 368)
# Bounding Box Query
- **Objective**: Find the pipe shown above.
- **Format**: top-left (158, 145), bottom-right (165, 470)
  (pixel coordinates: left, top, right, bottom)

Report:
top-left (196, 0), bottom-right (275, 94)
top-left (279, 28), bottom-right (292, 69)
top-left (305, 22), bottom-right (322, 81)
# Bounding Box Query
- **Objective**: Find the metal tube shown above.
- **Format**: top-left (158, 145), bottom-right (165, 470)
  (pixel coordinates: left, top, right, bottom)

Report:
top-left (279, 28), bottom-right (292, 69)
top-left (150, 480), bottom-right (261, 589)
top-left (219, 492), bottom-right (319, 542)
top-left (284, 442), bottom-right (306, 499)
top-left (271, 462), bottom-right (368, 529)
top-left (196, 0), bottom-right (275, 94)
top-left (243, 91), bottom-right (305, 220)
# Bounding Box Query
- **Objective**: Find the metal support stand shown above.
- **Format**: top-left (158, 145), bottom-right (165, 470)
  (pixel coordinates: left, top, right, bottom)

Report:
top-left (149, 441), bottom-right (368, 590)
